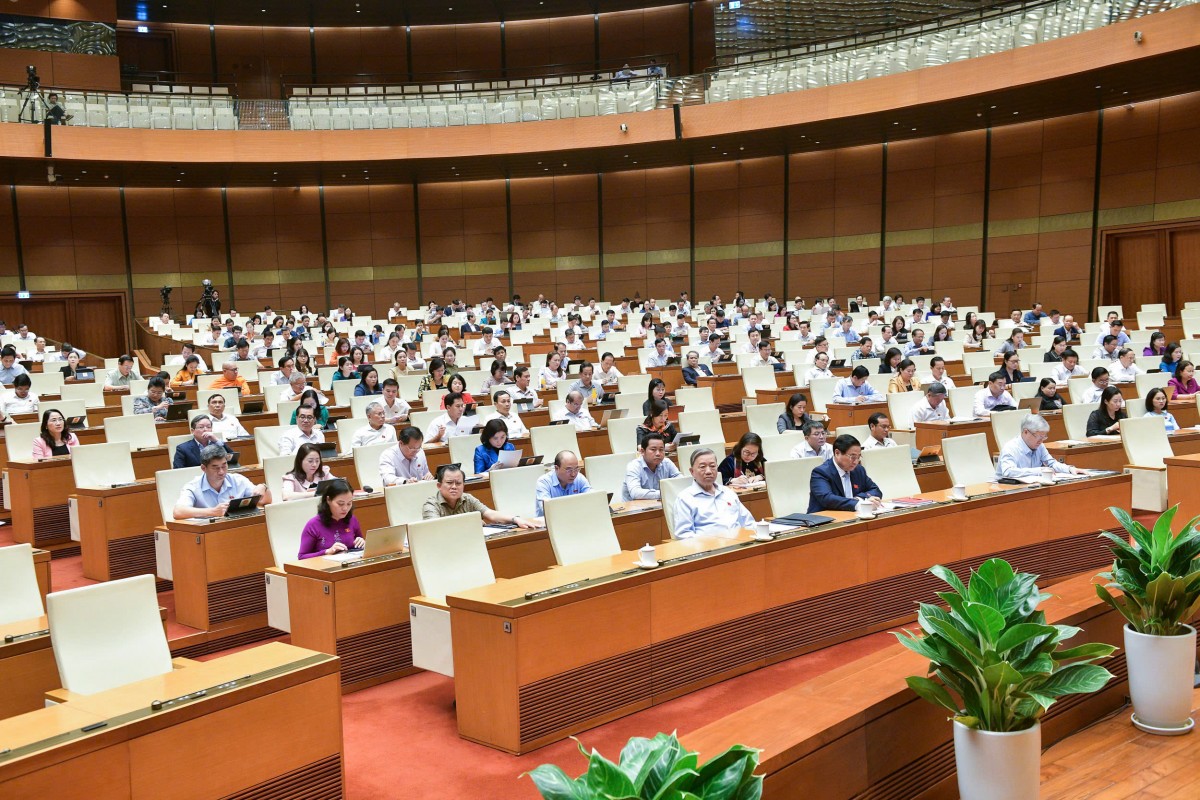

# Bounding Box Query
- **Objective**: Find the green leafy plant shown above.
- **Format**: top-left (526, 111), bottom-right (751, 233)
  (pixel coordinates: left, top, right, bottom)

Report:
top-left (894, 558), bottom-right (1117, 732)
top-left (1095, 505), bottom-right (1200, 636)
top-left (523, 731), bottom-right (762, 800)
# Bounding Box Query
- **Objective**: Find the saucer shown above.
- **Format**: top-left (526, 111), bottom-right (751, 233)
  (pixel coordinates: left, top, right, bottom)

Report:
top-left (950, 495), bottom-right (968, 502)
top-left (1131, 713), bottom-right (1194, 736)
top-left (754, 534), bottom-right (774, 542)
top-left (634, 561), bottom-right (659, 570)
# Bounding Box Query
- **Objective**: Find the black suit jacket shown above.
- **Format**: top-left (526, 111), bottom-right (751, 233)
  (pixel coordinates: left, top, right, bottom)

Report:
top-left (808, 458), bottom-right (882, 513)
top-left (173, 437), bottom-right (234, 469)
top-left (681, 364), bottom-right (713, 386)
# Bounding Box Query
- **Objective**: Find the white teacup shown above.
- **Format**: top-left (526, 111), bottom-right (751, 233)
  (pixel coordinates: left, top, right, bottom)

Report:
top-left (637, 544), bottom-right (657, 566)
top-left (755, 520), bottom-right (773, 541)
top-left (1040, 468), bottom-right (1056, 484)
top-left (951, 484), bottom-right (968, 500)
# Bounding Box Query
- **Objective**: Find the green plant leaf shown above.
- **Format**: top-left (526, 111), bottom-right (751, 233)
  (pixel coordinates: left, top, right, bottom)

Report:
top-left (583, 749), bottom-right (637, 798)
top-left (930, 564), bottom-right (968, 596)
top-left (994, 623), bottom-right (1056, 656)
top-left (905, 676), bottom-right (960, 713)
top-left (1035, 664), bottom-right (1115, 698)
top-left (963, 601), bottom-right (1005, 645)
top-left (1053, 642), bottom-right (1119, 662)
top-left (976, 558), bottom-right (1015, 589)
top-left (523, 765), bottom-right (590, 800)
top-left (650, 768), bottom-right (700, 800)
top-left (695, 759), bottom-right (754, 800)
top-left (618, 735), bottom-right (662, 790)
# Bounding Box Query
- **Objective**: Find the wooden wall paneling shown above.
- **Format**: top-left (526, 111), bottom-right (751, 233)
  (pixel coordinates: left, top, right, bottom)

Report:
top-left (214, 26), bottom-right (271, 99)
top-left (642, 166), bottom-right (691, 303)
top-left (15, 186), bottom-right (76, 292)
top-left (832, 145), bottom-right (883, 301)
top-left (546, 15), bottom-right (595, 72)
top-left (158, 23), bottom-right (213, 78)
top-left (0, 188), bottom-right (18, 291)
top-left (419, 181), bottom-right (469, 302)
top-left (787, 150), bottom-right (838, 301)
top-left (268, 186), bottom-right (323, 313)
top-left (1034, 112), bottom-right (1098, 313)
top-left (641, 5), bottom-right (691, 75)
top-left (49, 53), bottom-right (121, 91)
top-left (225, 187), bottom-right (282, 312)
top-left (884, 138), bottom-right (936, 300)
top-left (1170, 226), bottom-right (1200, 307)
top-left (260, 26), bottom-right (311, 96)
top-left (551, 174), bottom-right (600, 301)
top-left (601, 169), bottom-right (649, 301)
top-left (693, 161), bottom-right (740, 300)
top-left (409, 25), bottom-right (459, 80)
top-left (986, 120), bottom-right (1044, 315)
top-left (691, 0), bottom-right (717, 73)
top-left (734, 156), bottom-right (785, 300)
top-left (365, 183), bottom-right (419, 311)
top-left (931, 131), bottom-right (987, 302)
top-left (454, 23), bottom-right (503, 80)
top-left (461, 179), bottom-right (510, 306)
top-left (322, 185), bottom-right (372, 314)
top-left (598, 10), bottom-right (646, 67)
top-left (502, 18), bottom-right (550, 75)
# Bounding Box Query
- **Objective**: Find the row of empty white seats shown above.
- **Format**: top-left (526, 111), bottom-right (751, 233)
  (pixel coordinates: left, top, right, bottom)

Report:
top-left (129, 83), bottom-right (231, 95)
top-left (289, 69), bottom-right (665, 99)
top-left (0, 84), bottom-right (238, 129)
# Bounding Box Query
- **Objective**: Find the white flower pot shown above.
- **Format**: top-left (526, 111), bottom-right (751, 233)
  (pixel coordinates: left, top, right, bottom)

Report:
top-left (1124, 623), bottom-right (1197, 735)
top-left (953, 720), bottom-right (1041, 800)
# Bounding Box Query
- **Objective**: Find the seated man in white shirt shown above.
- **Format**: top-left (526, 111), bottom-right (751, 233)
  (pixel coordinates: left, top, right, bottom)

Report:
top-left (279, 405), bottom-right (326, 456)
top-left (832, 366), bottom-right (885, 404)
top-left (802, 351), bottom-right (834, 386)
top-left (793, 320), bottom-right (814, 345)
top-left (555, 391), bottom-right (597, 431)
top-left (1078, 367), bottom-right (1109, 405)
top-left (1051, 349), bottom-right (1086, 383)
top-left (748, 340), bottom-right (781, 369)
top-left (378, 378), bottom-right (411, 423)
top-left (646, 337), bottom-right (673, 368)
top-left (483, 390), bottom-right (528, 439)
top-left (103, 354), bottom-right (142, 391)
top-left (167, 343), bottom-right (209, 373)
top-left (924, 357), bottom-right (957, 390)
top-left (379, 426), bottom-right (435, 486)
top-left (560, 328), bottom-right (585, 352)
top-left (280, 372), bottom-right (329, 405)
top-left (805, 336), bottom-right (832, 365)
top-left (509, 366), bottom-right (544, 408)
top-left (425, 391), bottom-right (476, 443)
top-left (740, 329), bottom-right (763, 355)
top-left (873, 326), bottom-right (897, 355)
top-left (350, 402), bottom-right (398, 451)
top-left (621, 432), bottom-right (681, 502)
top-left (206, 393), bottom-right (249, 440)
top-left (250, 331), bottom-right (276, 360)
top-left (862, 412), bottom-right (897, 449)
top-left (1092, 334), bottom-right (1120, 361)
top-left (1109, 348), bottom-right (1142, 383)
top-left (670, 314), bottom-right (691, 339)
top-left (996, 414), bottom-right (1080, 481)
top-left (790, 420), bottom-right (833, 461)
top-left (700, 334), bottom-right (728, 364)
top-left (2, 373), bottom-right (39, 418)
top-left (596, 352), bottom-right (623, 384)
top-left (972, 372), bottom-right (1017, 417)
top-left (671, 447), bottom-right (755, 539)
top-left (911, 382), bottom-right (951, 423)
top-left (472, 327), bottom-right (502, 358)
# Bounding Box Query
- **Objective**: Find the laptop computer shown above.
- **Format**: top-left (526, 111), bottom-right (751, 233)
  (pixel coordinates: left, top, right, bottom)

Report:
top-left (242, 400), bottom-right (265, 414)
top-left (17, 359), bottom-right (32, 371)
top-left (549, 419), bottom-right (569, 426)
top-left (674, 432), bottom-right (701, 446)
top-left (224, 494), bottom-right (261, 517)
top-left (599, 392), bottom-right (616, 404)
top-left (1017, 396), bottom-right (1042, 412)
top-left (323, 413), bottom-right (347, 431)
top-left (312, 478), bottom-right (341, 496)
top-left (830, 359), bottom-right (847, 368)
top-left (517, 455), bottom-right (544, 467)
top-left (316, 441), bottom-right (339, 459)
top-left (73, 368), bottom-right (95, 381)
top-left (361, 525), bottom-right (407, 558)
top-left (164, 401), bottom-right (195, 422)
top-left (65, 415), bottom-right (87, 430)
top-left (226, 449), bottom-right (241, 468)
top-left (665, 356), bottom-right (681, 366)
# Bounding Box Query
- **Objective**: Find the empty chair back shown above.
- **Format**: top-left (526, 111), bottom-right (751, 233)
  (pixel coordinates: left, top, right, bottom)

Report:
top-left (659, 475), bottom-right (694, 532)
top-left (1122, 415), bottom-right (1173, 468)
top-left (887, 390), bottom-right (925, 430)
top-left (103, 414), bottom-right (159, 450)
top-left (263, 454), bottom-right (294, 499)
top-left (385, 481), bottom-right (440, 525)
top-left (448, 435), bottom-right (480, 477)
top-left (531, 423), bottom-right (580, 460)
top-left (5, 421), bottom-right (42, 458)
top-left (607, 416), bottom-right (642, 454)
top-left (759, 431), bottom-right (806, 463)
top-left (942, 433), bottom-right (996, 487)
top-left (544, 492), bottom-right (621, 566)
top-left (47, 575), bottom-right (172, 695)
top-left (353, 442), bottom-right (393, 489)
top-left (59, 382), bottom-right (105, 408)
top-left (1063, 402), bottom-right (1094, 441)
top-left (489, 463), bottom-right (546, 517)
top-left (407, 512), bottom-right (494, 601)
top-left (584, 452), bottom-right (634, 498)
top-left (265, 497), bottom-right (318, 566)
top-left (1135, 372), bottom-right (1170, 398)
top-left (947, 386), bottom-right (979, 418)
top-left (674, 387), bottom-right (715, 412)
top-left (678, 409), bottom-right (725, 444)
top-left (860, 446), bottom-right (921, 500)
top-left (807, 377), bottom-right (840, 414)
top-left (765, 457), bottom-right (823, 516)
top-left (155, 466), bottom-right (201, 523)
top-left (989, 410), bottom-right (1030, 451)
top-left (837, 424), bottom-right (870, 444)
top-left (0, 543), bottom-right (44, 624)
top-left (71, 442), bottom-right (135, 488)
top-left (617, 373), bottom-right (651, 396)
top-left (746, 402), bottom-right (785, 435)
top-left (254, 424), bottom-right (288, 459)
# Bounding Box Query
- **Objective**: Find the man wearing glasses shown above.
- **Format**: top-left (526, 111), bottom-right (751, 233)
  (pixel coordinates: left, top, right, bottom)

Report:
top-left (533, 451), bottom-right (591, 516)
top-left (421, 464), bottom-right (536, 527)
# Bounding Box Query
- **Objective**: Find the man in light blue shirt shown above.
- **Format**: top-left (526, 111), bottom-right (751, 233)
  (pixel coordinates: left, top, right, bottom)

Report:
top-left (0, 346), bottom-right (29, 384)
top-left (172, 444), bottom-right (270, 520)
top-left (672, 448), bottom-right (755, 539)
top-left (903, 328), bottom-right (935, 358)
top-left (1022, 302), bottom-right (1047, 327)
top-left (534, 451), bottom-right (592, 516)
top-left (996, 415), bottom-right (1079, 480)
top-left (646, 338), bottom-right (673, 368)
top-left (621, 433), bottom-right (681, 501)
top-left (831, 317), bottom-right (860, 345)
top-left (1094, 321), bottom-right (1131, 349)
top-left (832, 366), bottom-right (885, 404)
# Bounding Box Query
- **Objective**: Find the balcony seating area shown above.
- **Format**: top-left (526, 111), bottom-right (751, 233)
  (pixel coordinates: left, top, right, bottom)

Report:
top-left (0, 84), bottom-right (237, 129)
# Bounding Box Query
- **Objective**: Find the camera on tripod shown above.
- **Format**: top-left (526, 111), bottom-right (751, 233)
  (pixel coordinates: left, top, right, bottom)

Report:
top-left (25, 65), bottom-right (39, 91)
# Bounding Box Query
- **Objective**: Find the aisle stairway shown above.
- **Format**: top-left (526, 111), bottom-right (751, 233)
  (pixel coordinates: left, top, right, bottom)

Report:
top-left (235, 99), bottom-right (289, 131)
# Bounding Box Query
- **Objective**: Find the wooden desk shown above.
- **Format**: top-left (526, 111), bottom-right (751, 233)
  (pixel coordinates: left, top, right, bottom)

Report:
top-left (31, 548), bottom-right (49, 605)
top-left (0, 642), bottom-right (344, 799)
top-left (1166, 452), bottom-right (1200, 521)
top-left (1048, 429), bottom-right (1200, 471)
top-left (824, 400), bottom-right (888, 432)
top-left (681, 573), bottom-right (1128, 800)
top-left (915, 419), bottom-right (996, 453)
top-left (648, 365), bottom-right (685, 394)
top-left (697, 374), bottom-right (747, 407)
top-left (447, 474), bottom-right (1129, 753)
top-left (0, 617), bottom-right (55, 720)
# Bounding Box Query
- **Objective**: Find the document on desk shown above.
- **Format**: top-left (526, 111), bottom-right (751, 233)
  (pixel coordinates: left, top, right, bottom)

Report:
top-left (323, 551), bottom-right (363, 563)
top-left (496, 449), bottom-right (523, 468)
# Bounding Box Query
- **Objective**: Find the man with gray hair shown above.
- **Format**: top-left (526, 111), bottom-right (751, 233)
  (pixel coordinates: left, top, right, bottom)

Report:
top-left (351, 401), bottom-right (397, 450)
top-left (672, 447), bottom-right (754, 539)
top-left (996, 414), bottom-right (1079, 481)
top-left (554, 390), bottom-right (597, 431)
top-left (172, 413), bottom-right (234, 468)
top-left (911, 382), bottom-right (951, 423)
top-left (172, 444), bottom-right (270, 520)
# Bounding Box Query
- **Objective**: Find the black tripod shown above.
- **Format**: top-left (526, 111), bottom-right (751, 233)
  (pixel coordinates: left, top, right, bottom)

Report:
top-left (17, 68), bottom-right (49, 124)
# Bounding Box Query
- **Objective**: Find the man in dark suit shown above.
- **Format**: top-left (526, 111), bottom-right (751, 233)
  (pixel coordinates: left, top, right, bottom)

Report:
top-left (1054, 314), bottom-right (1084, 341)
top-left (173, 414), bottom-right (235, 469)
top-left (807, 434), bottom-right (883, 513)
top-left (681, 350), bottom-right (714, 387)
top-left (460, 312), bottom-right (482, 336)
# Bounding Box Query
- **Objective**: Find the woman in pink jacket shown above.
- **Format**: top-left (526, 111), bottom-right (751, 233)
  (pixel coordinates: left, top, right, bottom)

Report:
top-left (32, 408), bottom-right (79, 459)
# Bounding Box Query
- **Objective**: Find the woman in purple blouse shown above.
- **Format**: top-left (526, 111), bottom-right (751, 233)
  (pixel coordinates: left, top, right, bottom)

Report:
top-left (1167, 360), bottom-right (1200, 402)
top-left (298, 479), bottom-right (365, 559)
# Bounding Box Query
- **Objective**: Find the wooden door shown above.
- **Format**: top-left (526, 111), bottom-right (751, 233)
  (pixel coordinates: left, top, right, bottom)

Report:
top-left (986, 271), bottom-right (1033, 316)
top-left (1100, 219), bottom-right (1200, 315)
top-left (117, 31), bottom-right (175, 76)
top-left (1170, 227), bottom-right (1200, 310)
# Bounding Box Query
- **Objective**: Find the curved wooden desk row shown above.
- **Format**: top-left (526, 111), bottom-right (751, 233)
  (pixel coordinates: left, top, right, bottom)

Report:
top-left (681, 572), bottom-right (1132, 800)
top-left (0, 643), bottom-right (344, 800)
top-left (441, 473), bottom-right (1130, 753)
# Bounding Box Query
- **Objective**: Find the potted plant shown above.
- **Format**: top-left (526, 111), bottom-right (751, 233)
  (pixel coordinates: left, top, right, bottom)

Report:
top-left (524, 731), bottom-right (762, 799)
top-left (1096, 505), bottom-right (1200, 735)
top-left (895, 558), bottom-right (1117, 800)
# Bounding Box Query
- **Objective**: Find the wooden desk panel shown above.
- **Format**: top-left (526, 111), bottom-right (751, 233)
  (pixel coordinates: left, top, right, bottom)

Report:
top-left (825, 401), bottom-right (889, 432)
top-left (0, 617), bottom-right (56, 720)
top-left (447, 474), bottom-right (1131, 753)
top-left (1166, 453), bottom-right (1200, 522)
top-left (32, 549), bottom-right (49, 606)
top-left (697, 374), bottom-right (747, 407)
top-left (1048, 429), bottom-right (1200, 471)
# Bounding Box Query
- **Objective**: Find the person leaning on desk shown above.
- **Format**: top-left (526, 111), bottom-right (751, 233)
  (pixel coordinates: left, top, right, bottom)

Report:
top-left (995, 415), bottom-right (1080, 480)
top-left (298, 480), bottom-right (364, 559)
top-left (173, 414), bottom-right (235, 469)
top-left (422, 463), bottom-right (536, 527)
top-left (671, 447), bottom-right (755, 539)
top-left (1086, 386), bottom-right (1127, 436)
top-left (172, 444), bottom-right (271, 520)
top-left (807, 434), bottom-right (883, 513)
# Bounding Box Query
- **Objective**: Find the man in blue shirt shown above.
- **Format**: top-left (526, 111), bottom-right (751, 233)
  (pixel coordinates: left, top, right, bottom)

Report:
top-left (1022, 302), bottom-right (1048, 327)
top-left (672, 448), bottom-right (754, 539)
top-left (808, 434), bottom-right (883, 513)
top-left (903, 328), bottom-right (935, 358)
top-left (172, 444), bottom-right (270, 520)
top-left (534, 451), bottom-right (592, 516)
top-left (832, 366), bottom-right (885, 404)
top-left (622, 433), bottom-right (681, 501)
top-left (996, 415), bottom-right (1080, 480)
top-left (0, 346), bottom-right (29, 383)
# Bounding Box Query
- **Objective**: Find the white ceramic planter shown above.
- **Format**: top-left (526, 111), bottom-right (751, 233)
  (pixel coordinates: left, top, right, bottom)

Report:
top-left (1124, 623), bottom-right (1197, 735)
top-left (953, 720), bottom-right (1041, 800)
